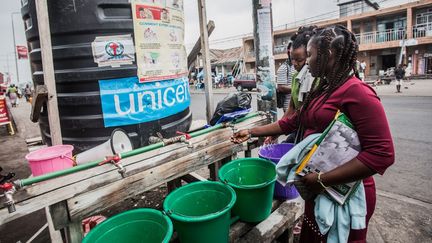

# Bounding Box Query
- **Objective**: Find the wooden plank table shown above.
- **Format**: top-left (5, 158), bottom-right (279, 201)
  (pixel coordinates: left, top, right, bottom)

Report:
top-left (1, 114), bottom-right (289, 242)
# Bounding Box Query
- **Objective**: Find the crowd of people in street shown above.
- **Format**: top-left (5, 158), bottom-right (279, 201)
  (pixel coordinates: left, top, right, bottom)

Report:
top-left (190, 72), bottom-right (235, 90)
top-left (3, 83), bottom-right (33, 107)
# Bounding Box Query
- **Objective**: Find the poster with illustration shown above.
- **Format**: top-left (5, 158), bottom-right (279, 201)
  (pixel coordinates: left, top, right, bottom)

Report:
top-left (132, 0), bottom-right (187, 82)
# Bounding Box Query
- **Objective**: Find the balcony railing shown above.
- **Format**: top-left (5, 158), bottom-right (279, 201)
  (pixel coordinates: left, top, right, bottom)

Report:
top-left (355, 28), bottom-right (406, 45)
top-left (245, 45), bottom-right (287, 59)
top-left (413, 23), bottom-right (432, 38)
top-left (274, 45), bottom-right (287, 55)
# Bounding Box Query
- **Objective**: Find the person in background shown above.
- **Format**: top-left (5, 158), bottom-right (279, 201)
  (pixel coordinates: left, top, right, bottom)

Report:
top-left (6, 84), bottom-right (18, 107)
top-left (276, 42), bottom-right (294, 113)
top-left (24, 84), bottom-right (32, 102)
top-left (232, 25), bottom-right (394, 243)
top-left (360, 60), bottom-right (367, 82)
top-left (266, 25), bottom-right (318, 144)
top-left (395, 64), bottom-right (405, 93)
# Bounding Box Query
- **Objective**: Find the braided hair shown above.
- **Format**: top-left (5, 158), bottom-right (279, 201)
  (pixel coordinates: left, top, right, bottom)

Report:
top-left (300, 25), bottom-right (360, 117)
top-left (290, 25), bottom-right (317, 51)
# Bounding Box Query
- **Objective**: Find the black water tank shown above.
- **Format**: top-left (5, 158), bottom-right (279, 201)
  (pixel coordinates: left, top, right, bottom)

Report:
top-left (22, 0), bottom-right (192, 153)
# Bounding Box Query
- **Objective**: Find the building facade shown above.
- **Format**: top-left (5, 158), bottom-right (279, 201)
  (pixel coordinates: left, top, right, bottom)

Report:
top-left (243, 0), bottom-right (432, 78)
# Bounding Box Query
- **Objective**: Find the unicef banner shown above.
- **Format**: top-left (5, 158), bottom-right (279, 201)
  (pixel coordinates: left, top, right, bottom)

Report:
top-left (99, 77), bottom-right (190, 127)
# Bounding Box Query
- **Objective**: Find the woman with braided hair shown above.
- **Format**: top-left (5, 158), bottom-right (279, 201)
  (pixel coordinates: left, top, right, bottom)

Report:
top-left (232, 25), bottom-right (394, 242)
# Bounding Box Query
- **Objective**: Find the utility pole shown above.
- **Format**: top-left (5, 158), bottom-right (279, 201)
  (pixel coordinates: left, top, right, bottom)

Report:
top-left (11, 12), bottom-right (20, 85)
top-left (6, 54), bottom-right (11, 82)
top-left (252, 0), bottom-right (277, 121)
top-left (197, 0), bottom-right (214, 123)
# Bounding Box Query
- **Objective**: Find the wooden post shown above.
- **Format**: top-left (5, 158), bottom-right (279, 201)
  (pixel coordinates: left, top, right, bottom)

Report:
top-left (35, 1), bottom-right (64, 242)
top-left (208, 156), bottom-right (232, 181)
top-left (187, 20), bottom-right (215, 69)
top-left (208, 161), bottom-right (221, 181)
top-left (45, 206), bottom-right (63, 242)
top-left (197, 0), bottom-right (214, 123)
top-left (167, 179), bottom-right (182, 193)
top-left (36, 0), bottom-right (62, 145)
top-left (252, 0), bottom-right (277, 121)
top-left (66, 221), bottom-right (83, 243)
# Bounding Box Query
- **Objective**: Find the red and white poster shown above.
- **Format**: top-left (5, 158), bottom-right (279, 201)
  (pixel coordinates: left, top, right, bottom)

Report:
top-left (132, 0), bottom-right (188, 82)
top-left (0, 97), bottom-right (11, 125)
top-left (16, 45), bottom-right (28, 59)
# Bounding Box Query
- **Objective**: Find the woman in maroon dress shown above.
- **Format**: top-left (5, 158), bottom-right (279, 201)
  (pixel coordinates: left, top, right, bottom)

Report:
top-left (231, 25), bottom-right (394, 243)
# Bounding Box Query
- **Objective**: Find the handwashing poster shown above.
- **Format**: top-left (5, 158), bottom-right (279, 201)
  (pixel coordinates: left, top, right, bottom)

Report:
top-left (132, 0), bottom-right (187, 82)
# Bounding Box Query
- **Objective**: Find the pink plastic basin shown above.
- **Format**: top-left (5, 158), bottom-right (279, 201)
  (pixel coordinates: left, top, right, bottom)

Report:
top-left (25, 145), bottom-right (74, 176)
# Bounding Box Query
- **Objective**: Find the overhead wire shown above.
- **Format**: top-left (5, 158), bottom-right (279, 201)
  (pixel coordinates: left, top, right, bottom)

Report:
top-left (187, 0), bottom-right (394, 48)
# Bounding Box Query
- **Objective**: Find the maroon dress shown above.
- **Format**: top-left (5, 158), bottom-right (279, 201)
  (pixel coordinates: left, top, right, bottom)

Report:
top-left (278, 76), bottom-right (395, 243)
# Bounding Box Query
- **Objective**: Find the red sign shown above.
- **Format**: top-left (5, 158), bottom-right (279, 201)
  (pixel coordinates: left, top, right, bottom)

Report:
top-left (0, 97), bottom-right (10, 124)
top-left (135, 5), bottom-right (166, 20)
top-left (16, 45), bottom-right (28, 59)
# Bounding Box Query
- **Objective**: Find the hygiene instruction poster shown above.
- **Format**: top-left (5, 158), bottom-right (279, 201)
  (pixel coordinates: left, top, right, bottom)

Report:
top-left (132, 0), bottom-right (188, 82)
top-left (99, 76), bottom-right (190, 127)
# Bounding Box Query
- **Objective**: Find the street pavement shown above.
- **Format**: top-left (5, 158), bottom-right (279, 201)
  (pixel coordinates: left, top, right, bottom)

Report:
top-left (0, 100), bottom-right (48, 243)
top-left (0, 79), bottom-right (431, 242)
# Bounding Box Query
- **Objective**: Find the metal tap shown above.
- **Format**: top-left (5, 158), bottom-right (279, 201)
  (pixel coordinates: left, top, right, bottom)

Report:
top-left (99, 155), bottom-right (126, 178)
top-left (112, 162), bottom-right (126, 178)
top-left (0, 182), bottom-right (16, 213)
top-left (227, 123), bottom-right (237, 133)
top-left (175, 132), bottom-right (193, 148)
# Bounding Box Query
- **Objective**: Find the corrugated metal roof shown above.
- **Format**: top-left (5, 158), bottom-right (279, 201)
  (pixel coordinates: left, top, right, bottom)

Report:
top-left (210, 47), bottom-right (243, 65)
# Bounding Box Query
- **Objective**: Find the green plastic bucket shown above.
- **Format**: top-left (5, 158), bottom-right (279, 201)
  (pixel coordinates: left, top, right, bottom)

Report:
top-left (82, 208), bottom-right (173, 243)
top-left (218, 158), bottom-right (276, 222)
top-left (163, 181), bottom-right (236, 243)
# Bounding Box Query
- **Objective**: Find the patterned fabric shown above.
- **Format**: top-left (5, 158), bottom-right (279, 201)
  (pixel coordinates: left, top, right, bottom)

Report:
top-left (277, 62), bottom-right (294, 110)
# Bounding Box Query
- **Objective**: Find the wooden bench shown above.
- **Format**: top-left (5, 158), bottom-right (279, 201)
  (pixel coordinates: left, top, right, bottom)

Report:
top-left (232, 200), bottom-right (303, 243)
top-left (0, 113), bottom-right (304, 242)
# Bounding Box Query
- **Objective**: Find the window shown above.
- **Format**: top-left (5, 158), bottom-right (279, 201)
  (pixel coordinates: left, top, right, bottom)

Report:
top-left (364, 22), bottom-right (373, 33)
top-left (340, 5), bottom-right (348, 17)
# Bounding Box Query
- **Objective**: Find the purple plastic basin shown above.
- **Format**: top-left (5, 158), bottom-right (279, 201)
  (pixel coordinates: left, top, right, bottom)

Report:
top-left (258, 143), bottom-right (295, 163)
top-left (258, 143), bottom-right (299, 200)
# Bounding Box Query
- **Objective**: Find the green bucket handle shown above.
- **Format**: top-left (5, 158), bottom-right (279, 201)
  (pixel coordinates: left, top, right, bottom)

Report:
top-left (164, 205), bottom-right (233, 219)
top-left (222, 178), bottom-right (273, 189)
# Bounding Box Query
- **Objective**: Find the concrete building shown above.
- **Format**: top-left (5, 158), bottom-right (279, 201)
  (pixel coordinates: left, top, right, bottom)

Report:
top-left (243, 0), bottom-right (432, 78)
